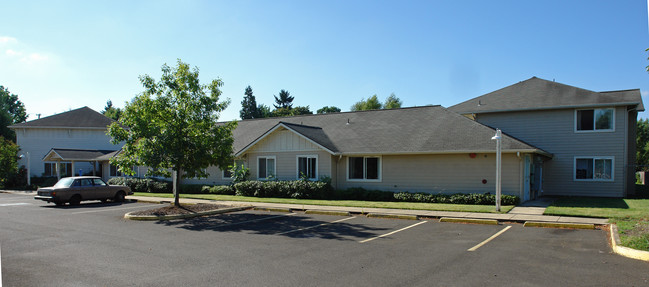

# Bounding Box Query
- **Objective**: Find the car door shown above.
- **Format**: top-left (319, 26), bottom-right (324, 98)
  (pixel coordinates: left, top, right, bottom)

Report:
top-left (92, 178), bottom-right (112, 199)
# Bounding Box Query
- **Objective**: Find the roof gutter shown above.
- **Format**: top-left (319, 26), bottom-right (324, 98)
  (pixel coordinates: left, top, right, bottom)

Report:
top-left (457, 102), bottom-right (643, 115)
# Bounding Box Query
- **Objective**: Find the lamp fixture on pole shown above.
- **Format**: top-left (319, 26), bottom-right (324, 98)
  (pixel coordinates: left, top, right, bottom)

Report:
top-left (491, 129), bottom-right (502, 212)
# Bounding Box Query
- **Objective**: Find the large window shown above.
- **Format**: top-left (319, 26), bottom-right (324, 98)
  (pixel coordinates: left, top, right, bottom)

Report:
top-left (348, 156), bottom-right (380, 181)
top-left (44, 162), bottom-right (72, 177)
top-left (258, 156), bottom-right (276, 179)
top-left (224, 160), bottom-right (245, 179)
top-left (575, 157), bottom-right (613, 181)
top-left (297, 155), bottom-right (317, 180)
top-left (109, 164), bottom-right (122, 177)
top-left (576, 108), bottom-right (614, 132)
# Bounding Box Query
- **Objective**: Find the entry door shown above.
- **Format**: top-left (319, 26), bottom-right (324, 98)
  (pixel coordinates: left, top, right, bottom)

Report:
top-left (523, 155), bottom-right (531, 202)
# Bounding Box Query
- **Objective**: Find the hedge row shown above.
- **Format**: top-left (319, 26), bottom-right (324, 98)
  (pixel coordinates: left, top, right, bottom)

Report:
top-left (394, 191), bottom-right (519, 205)
top-left (107, 177), bottom-right (172, 193)
top-left (234, 180), bottom-right (330, 199)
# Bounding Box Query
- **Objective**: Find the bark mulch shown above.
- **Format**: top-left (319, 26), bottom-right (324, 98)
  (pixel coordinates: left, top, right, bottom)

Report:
top-left (129, 203), bottom-right (230, 216)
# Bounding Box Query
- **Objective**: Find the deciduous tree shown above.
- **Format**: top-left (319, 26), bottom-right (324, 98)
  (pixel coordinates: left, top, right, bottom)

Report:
top-left (0, 137), bottom-right (19, 188)
top-left (383, 93), bottom-right (402, 109)
top-left (101, 100), bottom-right (122, 121)
top-left (0, 86), bottom-right (27, 142)
top-left (317, 106), bottom-right (341, 114)
top-left (351, 95), bottom-right (382, 111)
top-left (108, 59), bottom-right (236, 206)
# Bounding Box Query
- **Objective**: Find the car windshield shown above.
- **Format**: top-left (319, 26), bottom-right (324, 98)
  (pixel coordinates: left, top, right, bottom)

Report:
top-left (53, 178), bottom-right (75, 188)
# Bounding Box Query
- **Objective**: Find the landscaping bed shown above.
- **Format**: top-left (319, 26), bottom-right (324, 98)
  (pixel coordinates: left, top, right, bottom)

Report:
top-left (129, 203), bottom-right (230, 216)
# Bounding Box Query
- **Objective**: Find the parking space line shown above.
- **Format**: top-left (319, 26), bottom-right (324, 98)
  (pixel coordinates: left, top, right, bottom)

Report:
top-left (0, 203), bottom-right (30, 207)
top-left (359, 221), bottom-right (428, 243)
top-left (70, 204), bottom-right (164, 214)
top-left (467, 225), bottom-right (512, 252)
top-left (276, 216), bottom-right (356, 235)
top-left (216, 213), bottom-right (297, 228)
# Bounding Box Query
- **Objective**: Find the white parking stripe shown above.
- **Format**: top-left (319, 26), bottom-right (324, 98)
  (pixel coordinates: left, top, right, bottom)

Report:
top-left (0, 242), bottom-right (3, 287)
top-left (467, 225), bottom-right (512, 252)
top-left (359, 221), bottom-right (428, 243)
top-left (0, 203), bottom-right (29, 207)
top-left (216, 213), bottom-right (297, 228)
top-left (276, 216), bottom-right (355, 235)
top-left (71, 204), bottom-right (164, 214)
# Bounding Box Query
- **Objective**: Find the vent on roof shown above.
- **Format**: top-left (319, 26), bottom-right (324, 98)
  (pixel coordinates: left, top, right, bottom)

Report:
top-left (346, 119), bottom-right (350, 125)
top-left (478, 100), bottom-right (483, 107)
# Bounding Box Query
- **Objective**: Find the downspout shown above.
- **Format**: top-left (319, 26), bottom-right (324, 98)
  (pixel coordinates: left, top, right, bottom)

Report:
top-left (336, 154), bottom-right (343, 191)
top-left (518, 152), bottom-right (524, 201)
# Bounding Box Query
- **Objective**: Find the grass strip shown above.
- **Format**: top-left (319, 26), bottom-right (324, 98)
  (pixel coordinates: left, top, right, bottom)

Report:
top-left (131, 192), bottom-right (514, 213)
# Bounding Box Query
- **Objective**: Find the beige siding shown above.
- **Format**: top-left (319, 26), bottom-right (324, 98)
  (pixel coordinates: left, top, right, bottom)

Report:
top-left (247, 151), bottom-right (332, 181)
top-left (335, 154), bottom-right (524, 197)
top-left (475, 106), bottom-right (629, 197)
top-left (247, 129), bottom-right (322, 153)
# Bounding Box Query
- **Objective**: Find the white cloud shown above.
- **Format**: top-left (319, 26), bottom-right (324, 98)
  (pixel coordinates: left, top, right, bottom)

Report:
top-left (5, 49), bottom-right (22, 56)
top-left (0, 36), bottom-right (17, 45)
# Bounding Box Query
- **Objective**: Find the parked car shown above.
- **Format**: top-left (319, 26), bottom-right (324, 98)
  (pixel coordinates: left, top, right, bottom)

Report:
top-left (34, 176), bottom-right (133, 206)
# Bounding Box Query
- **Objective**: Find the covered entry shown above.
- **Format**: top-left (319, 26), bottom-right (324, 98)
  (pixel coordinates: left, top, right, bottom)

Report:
top-left (42, 148), bottom-right (120, 180)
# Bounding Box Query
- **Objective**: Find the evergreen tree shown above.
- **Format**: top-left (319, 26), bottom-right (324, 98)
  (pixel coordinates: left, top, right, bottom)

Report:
top-left (240, 85), bottom-right (261, 119)
top-left (273, 89), bottom-right (294, 109)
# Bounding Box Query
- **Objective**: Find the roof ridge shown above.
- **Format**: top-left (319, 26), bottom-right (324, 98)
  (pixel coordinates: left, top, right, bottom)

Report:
top-left (231, 105), bottom-right (442, 123)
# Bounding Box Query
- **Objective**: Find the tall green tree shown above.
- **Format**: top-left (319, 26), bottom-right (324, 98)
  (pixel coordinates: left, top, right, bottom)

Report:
top-left (351, 95), bottom-right (382, 111)
top-left (273, 89), bottom-right (294, 109)
top-left (0, 137), bottom-right (19, 188)
top-left (637, 119), bottom-right (649, 171)
top-left (383, 93), bottom-right (402, 109)
top-left (240, 85), bottom-right (261, 119)
top-left (258, 104), bottom-right (272, 118)
top-left (317, 106), bottom-right (341, 114)
top-left (101, 100), bottom-right (122, 121)
top-left (0, 86), bottom-right (28, 142)
top-left (108, 59), bottom-right (236, 206)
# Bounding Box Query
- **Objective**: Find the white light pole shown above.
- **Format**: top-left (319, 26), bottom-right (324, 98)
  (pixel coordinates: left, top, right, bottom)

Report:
top-left (491, 129), bottom-right (502, 212)
top-left (20, 152), bottom-right (31, 186)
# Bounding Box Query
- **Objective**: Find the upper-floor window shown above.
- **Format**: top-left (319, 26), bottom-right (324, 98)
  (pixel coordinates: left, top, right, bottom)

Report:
top-left (576, 108), bottom-right (614, 132)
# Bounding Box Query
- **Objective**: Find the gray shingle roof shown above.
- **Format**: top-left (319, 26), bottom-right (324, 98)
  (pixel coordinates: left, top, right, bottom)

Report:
top-left (9, 106), bottom-right (115, 129)
top-left (232, 106), bottom-right (548, 156)
top-left (43, 148), bottom-right (119, 161)
top-left (448, 77), bottom-right (644, 114)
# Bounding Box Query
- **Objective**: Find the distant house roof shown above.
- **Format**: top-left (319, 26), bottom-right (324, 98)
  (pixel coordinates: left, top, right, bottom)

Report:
top-left (232, 106), bottom-right (550, 156)
top-left (448, 77), bottom-right (644, 115)
top-left (42, 148), bottom-right (119, 161)
top-left (9, 106), bottom-right (115, 129)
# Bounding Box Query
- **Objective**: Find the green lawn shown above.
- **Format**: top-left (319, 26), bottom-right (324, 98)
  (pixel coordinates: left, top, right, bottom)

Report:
top-left (131, 192), bottom-right (514, 213)
top-left (545, 197), bottom-right (649, 251)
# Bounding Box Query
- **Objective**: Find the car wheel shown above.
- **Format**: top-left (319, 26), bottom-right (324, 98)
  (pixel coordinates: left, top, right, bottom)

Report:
top-left (69, 195), bottom-right (81, 206)
top-left (100, 199), bottom-right (108, 203)
top-left (114, 191), bottom-right (126, 203)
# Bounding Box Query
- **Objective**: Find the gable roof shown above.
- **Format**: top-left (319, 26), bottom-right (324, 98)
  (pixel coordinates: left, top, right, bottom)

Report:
top-left (232, 106), bottom-right (550, 156)
top-left (42, 148), bottom-right (119, 161)
top-left (9, 106), bottom-right (115, 129)
top-left (448, 77), bottom-right (644, 115)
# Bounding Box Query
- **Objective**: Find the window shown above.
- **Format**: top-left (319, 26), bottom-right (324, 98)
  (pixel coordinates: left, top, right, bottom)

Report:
top-left (224, 160), bottom-right (245, 179)
top-left (575, 157), bottom-right (613, 181)
top-left (297, 155), bottom-right (317, 180)
top-left (109, 164), bottom-right (122, 177)
top-left (258, 156), bottom-right (276, 179)
top-left (347, 156), bottom-right (381, 181)
top-left (44, 162), bottom-right (72, 177)
top-left (576, 108), bottom-right (614, 131)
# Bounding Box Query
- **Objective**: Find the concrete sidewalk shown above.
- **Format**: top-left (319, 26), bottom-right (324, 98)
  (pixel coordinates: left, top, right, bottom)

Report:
top-left (127, 195), bottom-right (610, 225)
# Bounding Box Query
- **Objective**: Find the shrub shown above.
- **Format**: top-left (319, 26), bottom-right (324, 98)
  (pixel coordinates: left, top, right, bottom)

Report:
top-left (329, 187), bottom-right (395, 201)
top-left (234, 180), bottom-right (329, 199)
top-left (206, 185), bottom-right (235, 195)
top-left (393, 192), bottom-right (519, 205)
top-left (107, 177), bottom-right (172, 193)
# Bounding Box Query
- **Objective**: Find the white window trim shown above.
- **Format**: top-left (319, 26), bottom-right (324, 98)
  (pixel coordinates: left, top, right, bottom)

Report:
top-left (296, 155), bottom-right (318, 180)
top-left (346, 156), bottom-right (382, 182)
top-left (223, 160), bottom-right (245, 180)
top-left (257, 156), bottom-right (277, 180)
top-left (573, 156), bottom-right (614, 182)
top-left (574, 108), bottom-right (615, 133)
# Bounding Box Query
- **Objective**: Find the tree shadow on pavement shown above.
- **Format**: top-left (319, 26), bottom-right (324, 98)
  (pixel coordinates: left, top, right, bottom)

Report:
top-left (155, 211), bottom-right (391, 241)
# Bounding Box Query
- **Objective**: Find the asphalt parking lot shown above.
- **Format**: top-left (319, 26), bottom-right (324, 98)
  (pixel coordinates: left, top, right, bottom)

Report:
top-left (1, 192), bottom-right (647, 287)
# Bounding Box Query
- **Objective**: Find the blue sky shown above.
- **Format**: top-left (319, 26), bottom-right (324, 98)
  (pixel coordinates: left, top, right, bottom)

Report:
top-left (1, 0), bottom-right (648, 121)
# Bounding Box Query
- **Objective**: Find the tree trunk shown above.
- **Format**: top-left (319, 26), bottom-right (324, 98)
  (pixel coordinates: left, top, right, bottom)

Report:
top-left (173, 168), bottom-right (183, 207)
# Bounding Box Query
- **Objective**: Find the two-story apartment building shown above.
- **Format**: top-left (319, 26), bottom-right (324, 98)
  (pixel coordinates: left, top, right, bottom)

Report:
top-left (10, 77), bottom-right (643, 200)
top-left (449, 77), bottom-right (643, 198)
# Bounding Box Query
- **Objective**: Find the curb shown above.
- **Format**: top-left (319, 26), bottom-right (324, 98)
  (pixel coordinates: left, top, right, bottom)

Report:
top-left (305, 210), bottom-right (351, 216)
top-left (439, 217), bottom-right (498, 225)
top-left (124, 206), bottom-right (252, 221)
top-left (367, 213), bottom-right (419, 220)
top-left (524, 221), bottom-right (595, 229)
top-left (254, 207), bottom-right (293, 213)
top-left (609, 224), bottom-right (649, 262)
